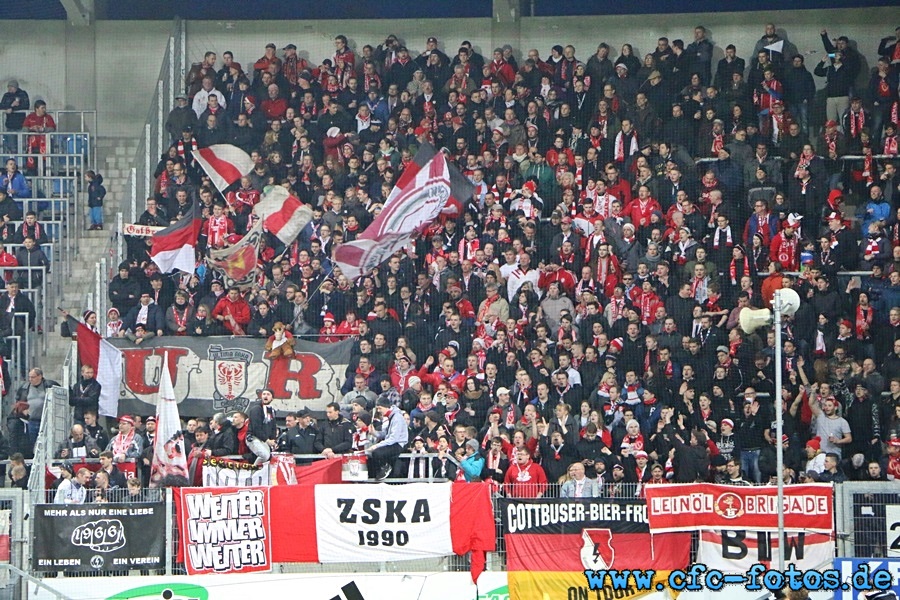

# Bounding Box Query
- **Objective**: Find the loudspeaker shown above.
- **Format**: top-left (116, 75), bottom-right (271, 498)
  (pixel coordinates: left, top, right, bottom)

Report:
top-left (777, 287), bottom-right (801, 317)
top-left (740, 308), bottom-right (772, 333)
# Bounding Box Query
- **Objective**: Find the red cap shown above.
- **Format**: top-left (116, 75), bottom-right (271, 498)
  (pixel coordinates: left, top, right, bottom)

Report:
top-left (721, 418), bottom-right (734, 429)
top-left (826, 211), bottom-right (842, 221)
top-left (414, 126), bottom-right (427, 136)
top-left (323, 312), bottom-right (335, 322)
top-left (119, 415), bottom-right (135, 425)
top-left (609, 337), bottom-right (624, 352)
top-left (825, 120), bottom-right (838, 128)
top-left (806, 437), bottom-right (821, 451)
top-left (522, 180), bottom-right (536, 193)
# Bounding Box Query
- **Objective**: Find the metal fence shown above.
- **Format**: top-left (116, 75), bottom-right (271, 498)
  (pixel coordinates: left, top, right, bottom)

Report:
top-left (127, 18), bottom-right (186, 223)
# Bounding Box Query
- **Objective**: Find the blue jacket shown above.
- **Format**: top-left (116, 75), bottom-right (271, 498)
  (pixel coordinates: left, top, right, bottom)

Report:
top-left (460, 453), bottom-right (485, 482)
top-left (0, 172), bottom-right (30, 198)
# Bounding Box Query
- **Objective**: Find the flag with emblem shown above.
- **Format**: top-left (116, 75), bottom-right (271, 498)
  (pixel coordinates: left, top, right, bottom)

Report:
top-left (333, 144), bottom-right (473, 279)
top-left (207, 220), bottom-right (263, 288)
top-left (499, 497), bottom-right (689, 600)
top-left (149, 351), bottom-right (189, 488)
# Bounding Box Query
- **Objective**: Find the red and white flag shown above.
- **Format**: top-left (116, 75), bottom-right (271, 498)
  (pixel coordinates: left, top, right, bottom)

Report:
top-left (175, 482), bottom-right (495, 580)
top-left (74, 318), bottom-right (122, 418)
top-left (334, 145), bottom-right (472, 278)
top-left (254, 186), bottom-right (314, 245)
top-left (195, 144), bottom-right (255, 193)
top-left (150, 204), bottom-right (201, 274)
top-left (150, 351), bottom-right (190, 488)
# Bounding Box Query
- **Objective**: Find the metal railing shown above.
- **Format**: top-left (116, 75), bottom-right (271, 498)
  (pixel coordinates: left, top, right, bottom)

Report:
top-left (128, 18), bottom-right (186, 224)
top-left (26, 387), bottom-right (69, 509)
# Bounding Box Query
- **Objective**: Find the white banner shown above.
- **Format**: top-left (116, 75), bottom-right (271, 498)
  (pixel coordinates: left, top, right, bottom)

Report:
top-left (122, 223), bottom-right (164, 236)
top-left (202, 457), bottom-right (271, 487)
top-left (314, 482), bottom-right (452, 562)
top-left (697, 529), bottom-right (834, 573)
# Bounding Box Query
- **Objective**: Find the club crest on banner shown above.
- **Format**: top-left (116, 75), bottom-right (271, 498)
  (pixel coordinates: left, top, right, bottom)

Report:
top-left (714, 492), bottom-right (745, 519)
top-left (208, 345), bottom-right (253, 413)
top-left (112, 337), bottom-right (352, 416)
top-left (580, 528), bottom-right (615, 570)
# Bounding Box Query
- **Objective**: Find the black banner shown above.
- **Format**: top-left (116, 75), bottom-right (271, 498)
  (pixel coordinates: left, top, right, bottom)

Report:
top-left (499, 498), bottom-right (650, 535)
top-left (33, 503), bottom-right (165, 572)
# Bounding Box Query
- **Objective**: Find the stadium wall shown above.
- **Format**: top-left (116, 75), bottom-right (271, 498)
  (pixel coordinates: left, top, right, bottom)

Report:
top-left (0, 6), bottom-right (895, 140)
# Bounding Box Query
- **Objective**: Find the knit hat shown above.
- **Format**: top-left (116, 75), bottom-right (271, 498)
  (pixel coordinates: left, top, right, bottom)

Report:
top-left (119, 415), bottom-right (135, 425)
top-left (356, 411), bottom-right (372, 426)
top-left (806, 437), bottom-right (821, 451)
top-left (522, 180), bottom-right (536, 193)
top-left (107, 307), bottom-right (119, 318)
top-left (83, 310), bottom-right (96, 322)
top-left (609, 337), bottom-right (624, 352)
top-left (375, 396), bottom-right (392, 408)
top-left (720, 418), bottom-right (734, 429)
top-left (466, 439), bottom-right (480, 451)
top-left (323, 312), bottom-right (335, 323)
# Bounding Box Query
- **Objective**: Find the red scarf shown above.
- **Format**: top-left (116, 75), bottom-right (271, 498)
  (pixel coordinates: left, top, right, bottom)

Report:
top-left (856, 305), bottom-right (872, 340)
top-left (111, 430), bottom-right (135, 456)
top-left (690, 276), bottom-right (706, 299)
top-left (729, 256), bottom-right (749, 284)
top-left (849, 110), bottom-right (865, 138)
top-left (885, 135), bottom-right (898, 156)
top-left (825, 134), bottom-right (837, 155)
top-left (863, 152), bottom-right (874, 185)
top-left (207, 215), bottom-right (229, 248)
top-left (176, 138), bottom-right (199, 167)
top-left (711, 133), bottom-right (724, 155)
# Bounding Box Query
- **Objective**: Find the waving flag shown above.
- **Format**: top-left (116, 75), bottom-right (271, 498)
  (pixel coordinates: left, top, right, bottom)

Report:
top-left (150, 204), bottom-right (201, 274)
top-left (150, 351), bottom-right (189, 488)
top-left (254, 186), bottom-right (314, 244)
top-left (194, 144), bottom-right (255, 193)
top-left (334, 144), bottom-right (473, 278)
top-left (208, 220), bottom-right (263, 288)
top-left (73, 317), bottom-right (122, 418)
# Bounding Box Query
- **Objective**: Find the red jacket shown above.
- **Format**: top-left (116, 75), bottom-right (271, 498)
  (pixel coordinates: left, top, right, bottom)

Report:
top-left (212, 295), bottom-right (251, 334)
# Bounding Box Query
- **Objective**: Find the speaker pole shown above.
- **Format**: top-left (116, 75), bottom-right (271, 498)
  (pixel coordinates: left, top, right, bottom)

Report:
top-left (774, 288), bottom-right (785, 572)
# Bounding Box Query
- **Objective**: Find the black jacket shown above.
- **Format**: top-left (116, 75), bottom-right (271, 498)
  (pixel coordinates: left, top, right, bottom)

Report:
top-left (69, 378), bottom-right (101, 423)
top-left (108, 275), bottom-right (141, 313)
top-left (208, 422), bottom-right (237, 457)
top-left (315, 418), bottom-right (354, 454)
top-left (247, 401), bottom-right (277, 443)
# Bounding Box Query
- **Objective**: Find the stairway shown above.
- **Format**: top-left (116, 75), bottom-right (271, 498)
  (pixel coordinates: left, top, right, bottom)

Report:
top-left (42, 136), bottom-right (139, 381)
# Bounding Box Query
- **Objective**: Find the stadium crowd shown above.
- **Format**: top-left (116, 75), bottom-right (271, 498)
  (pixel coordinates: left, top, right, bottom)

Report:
top-left (24, 20), bottom-right (900, 499)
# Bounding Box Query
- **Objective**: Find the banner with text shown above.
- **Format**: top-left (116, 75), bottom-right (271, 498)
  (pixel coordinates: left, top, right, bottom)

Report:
top-left (314, 482), bottom-right (453, 562)
top-left (177, 487), bottom-right (272, 575)
top-left (498, 497), bottom-right (690, 600)
top-left (175, 483), bottom-right (494, 578)
top-left (201, 456), bottom-right (271, 487)
top-left (33, 503), bottom-right (164, 573)
top-left (107, 336), bottom-right (352, 416)
top-left (644, 483), bottom-right (834, 533)
top-left (698, 530), bottom-right (834, 572)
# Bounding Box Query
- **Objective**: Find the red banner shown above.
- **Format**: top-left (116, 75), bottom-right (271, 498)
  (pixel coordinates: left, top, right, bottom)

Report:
top-left (644, 483), bottom-right (834, 533)
top-left (176, 487), bottom-right (273, 575)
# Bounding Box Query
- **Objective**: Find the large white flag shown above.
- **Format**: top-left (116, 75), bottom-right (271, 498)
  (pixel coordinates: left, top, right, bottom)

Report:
top-left (150, 351), bottom-right (189, 488)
